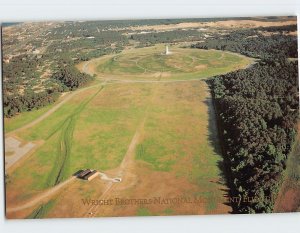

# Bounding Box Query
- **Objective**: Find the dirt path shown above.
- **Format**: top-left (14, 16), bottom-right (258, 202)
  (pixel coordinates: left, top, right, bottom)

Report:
top-left (83, 123), bottom-right (144, 217)
top-left (82, 59), bottom-right (95, 76)
top-left (6, 177), bottom-right (76, 213)
top-left (99, 172), bottom-right (121, 182)
top-left (49, 86), bottom-right (105, 187)
top-left (6, 170), bottom-right (119, 214)
top-left (5, 51), bottom-right (254, 216)
top-left (6, 84), bottom-right (101, 136)
top-left (5, 77), bottom-right (208, 136)
top-left (4, 79), bottom-right (199, 175)
top-left (6, 76), bottom-right (201, 137)
top-left (118, 124), bottom-right (144, 177)
top-left (83, 82), bottom-right (161, 217)
top-left (4, 84), bottom-right (104, 173)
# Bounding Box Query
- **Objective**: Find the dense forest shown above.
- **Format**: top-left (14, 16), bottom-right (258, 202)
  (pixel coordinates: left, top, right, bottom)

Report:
top-left (130, 29), bottom-right (204, 46)
top-left (3, 89), bottom-right (60, 117)
top-left (51, 64), bottom-right (93, 90)
top-left (192, 25), bottom-right (298, 60)
top-left (202, 25), bottom-right (299, 213)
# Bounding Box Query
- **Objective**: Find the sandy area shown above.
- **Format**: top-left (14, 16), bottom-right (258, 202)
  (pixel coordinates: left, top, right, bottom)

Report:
top-left (5, 137), bottom-right (36, 170)
top-left (124, 19), bottom-right (297, 32)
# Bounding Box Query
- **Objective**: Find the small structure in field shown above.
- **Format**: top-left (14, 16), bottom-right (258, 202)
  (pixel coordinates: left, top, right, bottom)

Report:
top-left (74, 169), bottom-right (100, 181)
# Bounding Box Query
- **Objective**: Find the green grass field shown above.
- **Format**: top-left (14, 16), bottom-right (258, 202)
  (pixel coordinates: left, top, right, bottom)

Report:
top-left (5, 45), bottom-right (253, 217)
top-left (4, 103), bottom-right (54, 133)
top-left (26, 200), bottom-right (56, 219)
top-left (93, 44), bottom-right (251, 80)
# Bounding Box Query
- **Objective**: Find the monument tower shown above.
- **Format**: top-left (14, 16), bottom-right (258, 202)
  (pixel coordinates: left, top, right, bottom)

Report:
top-left (165, 45), bottom-right (171, 55)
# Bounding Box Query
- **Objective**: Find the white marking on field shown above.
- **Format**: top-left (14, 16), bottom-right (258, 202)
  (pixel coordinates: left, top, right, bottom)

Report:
top-left (99, 172), bottom-right (122, 183)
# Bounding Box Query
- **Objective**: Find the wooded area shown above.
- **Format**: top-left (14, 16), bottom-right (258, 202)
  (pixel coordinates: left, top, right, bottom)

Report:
top-left (3, 57), bottom-right (93, 117)
top-left (203, 25), bottom-right (299, 213)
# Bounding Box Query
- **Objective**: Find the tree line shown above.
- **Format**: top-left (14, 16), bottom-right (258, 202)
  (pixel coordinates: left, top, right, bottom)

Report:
top-left (3, 89), bottom-right (60, 117)
top-left (201, 26), bottom-right (299, 213)
top-left (192, 25), bottom-right (298, 60)
top-left (51, 64), bottom-right (93, 91)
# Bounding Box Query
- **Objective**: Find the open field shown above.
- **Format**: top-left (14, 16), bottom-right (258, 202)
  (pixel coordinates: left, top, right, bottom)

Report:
top-left (5, 45), bottom-right (253, 218)
top-left (4, 104), bottom-right (54, 133)
top-left (18, 82), bottom-right (230, 218)
top-left (6, 86), bottom-right (103, 201)
top-left (78, 44), bottom-right (252, 81)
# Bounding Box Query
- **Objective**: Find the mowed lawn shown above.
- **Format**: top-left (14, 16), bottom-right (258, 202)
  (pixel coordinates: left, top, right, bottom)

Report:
top-left (5, 84), bottom-right (153, 203)
top-left (5, 46), bottom-right (251, 216)
top-left (70, 83), bottom-right (153, 171)
top-left (4, 103), bottom-right (54, 133)
top-left (133, 81), bottom-right (226, 214)
top-left (43, 81), bottom-right (229, 218)
top-left (91, 44), bottom-right (252, 81)
top-left (6, 86), bottom-right (103, 202)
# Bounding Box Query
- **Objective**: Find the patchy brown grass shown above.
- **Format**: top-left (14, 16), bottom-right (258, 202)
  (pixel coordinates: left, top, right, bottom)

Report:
top-left (40, 81), bottom-right (230, 217)
top-left (7, 45), bottom-right (248, 218)
top-left (122, 18), bottom-right (296, 32)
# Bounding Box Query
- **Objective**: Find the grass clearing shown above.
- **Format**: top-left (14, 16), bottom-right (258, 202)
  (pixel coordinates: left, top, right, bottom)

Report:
top-left (5, 45), bottom-right (252, 217)
top-left (16, 87), bottom-right (100, 141)
top-left (134, 81), bottom-right (226, 209)
top-left (4, 103), bottom-right (54, 133)
top-left (89, 44), bottom-right (253, 81)
top-left (6, 87), bottom-right (103, 202)
top-left (70, 83), bottom-right (153, 172)
top-left (46, 87), bottom-right (104, 187)
top-left (26, 200), bottom-right (56, 219)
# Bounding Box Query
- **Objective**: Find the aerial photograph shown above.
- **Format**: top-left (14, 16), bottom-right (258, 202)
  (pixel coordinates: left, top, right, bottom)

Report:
top-left (2, 16), bottom-right (299, 219)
